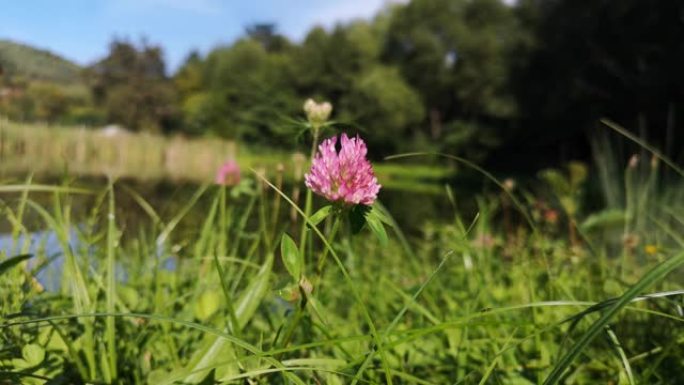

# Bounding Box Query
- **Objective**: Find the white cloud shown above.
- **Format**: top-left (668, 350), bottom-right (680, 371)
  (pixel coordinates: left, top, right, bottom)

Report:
top-left (110, 0), bottom-right (220, 14)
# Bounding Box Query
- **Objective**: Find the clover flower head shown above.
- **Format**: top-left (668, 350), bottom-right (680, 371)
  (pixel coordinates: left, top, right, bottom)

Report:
top-left (215, 160), bottom-right (241, 186)
top-left (304, 133), bottom-right (381, 205)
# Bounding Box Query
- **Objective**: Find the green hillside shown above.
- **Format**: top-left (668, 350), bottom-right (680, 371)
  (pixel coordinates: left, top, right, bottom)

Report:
top-left (0, 39), bottom-right (82, 84)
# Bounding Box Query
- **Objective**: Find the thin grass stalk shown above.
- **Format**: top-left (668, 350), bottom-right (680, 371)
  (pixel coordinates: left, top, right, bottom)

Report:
top-left (214, 186), bottom-right (241, 337)
top-left (105, 182), bottom-right (118, 380)
top-left (298, 127), bottom-right (320, 267)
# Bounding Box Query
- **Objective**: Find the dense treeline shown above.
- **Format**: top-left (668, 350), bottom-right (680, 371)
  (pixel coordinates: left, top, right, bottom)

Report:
top-left (1, 0), bottom-right (683, 169)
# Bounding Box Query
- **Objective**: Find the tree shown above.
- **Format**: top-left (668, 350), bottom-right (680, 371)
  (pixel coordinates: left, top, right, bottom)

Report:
top-left (291, 24), bottom-right (374, 102)
top-left (341, 65), bottom-right (425, 155)
top-left (384, 0), bottom-right (522, 159)
top-left (245, 23), bottom-right (291, 53)
top-left (87, 39), bottom-right (178, 133)
top-left (174, 51), bottom-right (204, 99)
top-left (291, 20), bottom-right (427, 155)
top-left (180, 38), bottom-right (298, 143)
top-left (512, 0), bottom-right (684, 164)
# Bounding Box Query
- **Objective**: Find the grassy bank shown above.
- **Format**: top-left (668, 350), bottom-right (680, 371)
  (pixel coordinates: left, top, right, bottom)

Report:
top-left (0, 119), bottom-right (452, 193)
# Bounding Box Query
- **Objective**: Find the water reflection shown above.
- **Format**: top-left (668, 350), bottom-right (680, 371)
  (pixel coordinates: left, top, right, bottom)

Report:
top-left (0, 228), bottom-right (75, 291)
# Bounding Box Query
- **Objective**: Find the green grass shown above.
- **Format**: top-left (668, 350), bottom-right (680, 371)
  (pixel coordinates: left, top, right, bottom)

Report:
top-left (0, 121), bottom-right (683, 384)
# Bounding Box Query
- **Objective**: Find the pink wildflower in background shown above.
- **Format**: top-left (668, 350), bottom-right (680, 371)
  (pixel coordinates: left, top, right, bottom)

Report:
top-left (215, 160), bottom-right (241, 186)
top-left (305, 134), bottom-right (381, 205)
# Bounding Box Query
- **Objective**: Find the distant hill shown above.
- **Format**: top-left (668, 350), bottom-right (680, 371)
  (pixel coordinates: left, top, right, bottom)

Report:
top-left (0, 39), bottom-right (82, 84)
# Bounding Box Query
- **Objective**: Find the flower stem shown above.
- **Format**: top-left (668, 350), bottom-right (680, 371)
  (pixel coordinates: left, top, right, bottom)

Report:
top-left (215, 187), bottom-right (240, 337)
top-left (298, 125), bottom-right (320, 264)
top-left (279, 125), bottom-right (325, 353)
top-left (279, 214), bottom-right (341, 352)
top-left (274, 292), bottom-right (307, 354)
top-left (315, 215), bottom-right (341, 287)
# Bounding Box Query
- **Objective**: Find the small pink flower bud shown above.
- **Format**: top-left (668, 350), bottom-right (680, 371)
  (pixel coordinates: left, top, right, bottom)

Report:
top-left (215, 160), bottom-right (241, 186)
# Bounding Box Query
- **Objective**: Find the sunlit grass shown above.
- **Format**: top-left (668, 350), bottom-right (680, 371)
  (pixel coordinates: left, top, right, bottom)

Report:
top-left (0, 120), bottom-right (683, 384)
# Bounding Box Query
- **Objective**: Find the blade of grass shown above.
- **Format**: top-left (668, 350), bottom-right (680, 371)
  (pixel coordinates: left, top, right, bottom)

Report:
top-left (156, 184), bottom-right (208, 248)
top-left (543, 251), bottom-right (684, 385)
top-left (601, 118), bottom-right (684, 178)
top-left (0, 254), bottom-right (33, 276)
top-left (120, 184), bottom-right (162, 227)
top-left (478, 330), bottom-right (517, 385)
top-left (105, 182), bottom-right (118, 380)
top-left (10, 174), bottom-right (33, 256)
top-left (0, 185), bottom-right (93, 194)
top-left (605, 326), bottom-right (635, 385)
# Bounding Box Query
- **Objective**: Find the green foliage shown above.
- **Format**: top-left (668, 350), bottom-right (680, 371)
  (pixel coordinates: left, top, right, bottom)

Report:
top-left (308, 205), bottom-right (333, 226)
top-left (0, 80), bottom-right (95, 125)
top-left (20, 344), bottom-right (45, 368)
top-left (193, 290), bottom-right (221, 321)
top-left (540, 161), bottom-right (588, 217)
top-left (181, 39), bottom-right (297, 142)
top-left (0, 254), bottom-right (32, 276)
top-left (87, 39), bottom-right (178, 133)
top-left (280, 233), bottom-right (302, 280)
top-left (0, 41), bottom-right (98, 126)
top-left (580, 209), bottom-right (626, 233)
top-left (512, 0), bottom-right (684, 164)
top-left (342, 66), bottom-right (424, 152)
top-left (384, 0), bottom-right (521, 158)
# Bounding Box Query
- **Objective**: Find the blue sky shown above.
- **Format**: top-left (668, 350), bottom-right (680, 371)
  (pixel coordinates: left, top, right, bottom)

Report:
top-left (0, 0), bottom-right (393, 72)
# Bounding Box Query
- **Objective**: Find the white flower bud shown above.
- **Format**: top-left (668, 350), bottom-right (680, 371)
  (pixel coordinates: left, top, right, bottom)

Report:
top-left (303, 98), bottom-right (333, 126)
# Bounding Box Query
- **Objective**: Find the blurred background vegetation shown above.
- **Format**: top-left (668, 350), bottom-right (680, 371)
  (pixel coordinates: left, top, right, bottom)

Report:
top-left (1, 0), bottom-right (682, 172)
